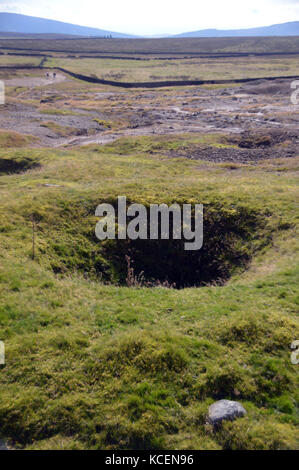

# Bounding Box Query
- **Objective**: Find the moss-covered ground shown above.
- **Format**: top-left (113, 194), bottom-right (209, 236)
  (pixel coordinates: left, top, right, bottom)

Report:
top-left (0, 134), bottom-right (298, 449)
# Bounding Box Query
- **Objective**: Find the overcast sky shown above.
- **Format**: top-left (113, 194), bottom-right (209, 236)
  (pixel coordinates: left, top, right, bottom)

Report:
top-left (1, 0), bottom-right (299, 35)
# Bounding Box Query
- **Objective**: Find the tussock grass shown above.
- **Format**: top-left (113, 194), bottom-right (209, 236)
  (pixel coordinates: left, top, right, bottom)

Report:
top-left (0, 130), bottom-right (37, 149)
top-left (39, 107), bottom-right (80, 116)
top-left (40, 121), bottom-right (78, 137)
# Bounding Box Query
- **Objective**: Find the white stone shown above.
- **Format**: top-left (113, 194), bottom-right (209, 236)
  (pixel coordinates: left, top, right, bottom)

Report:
top-left (208, 399), bottom-right (246, 426)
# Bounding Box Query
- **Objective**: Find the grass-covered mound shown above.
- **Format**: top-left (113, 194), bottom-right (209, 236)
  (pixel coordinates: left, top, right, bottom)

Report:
top-left (0, 136), bottom-right (298, 450)
top-left (0, 130), bottom-right (37, 150)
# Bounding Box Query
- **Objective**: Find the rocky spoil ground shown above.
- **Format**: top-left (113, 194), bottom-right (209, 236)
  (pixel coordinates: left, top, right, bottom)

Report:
top-left (0, 73), bottom-right (298, 163)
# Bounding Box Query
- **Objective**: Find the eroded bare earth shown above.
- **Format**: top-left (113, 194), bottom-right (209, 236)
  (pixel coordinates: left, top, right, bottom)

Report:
top-left (0, 70), bottom-right (298, 163)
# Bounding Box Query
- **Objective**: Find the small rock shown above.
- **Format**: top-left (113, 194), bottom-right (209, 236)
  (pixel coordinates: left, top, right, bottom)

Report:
top-left (208, 400), bottom-right (246, 427)
top-left (0, 439), bottom-right (8, 450)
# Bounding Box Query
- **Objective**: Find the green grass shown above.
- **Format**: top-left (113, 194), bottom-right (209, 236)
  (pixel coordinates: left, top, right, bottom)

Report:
top-left (93, 118), bottom-right (113, 129)
top-left (89, 133), bottom-right (237, 154)
top-left (0, 55), bottom-right (42, 67)
top-left (46, 55), bottom-right (299, 82)
top-left (39, 107), bottom-right (81, 116)
top-left (0, 135), bottom-right (298, 450)
top-left (40, 121), bottom-right (78, 137)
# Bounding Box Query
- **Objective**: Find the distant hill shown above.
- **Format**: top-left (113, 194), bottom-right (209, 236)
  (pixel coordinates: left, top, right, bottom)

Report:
top-left (1, 14), bottom-right (298, 40)
top-left (172, 22), bottom-right (299, 38)
top-left (0, 12), bottom-right (136, 38)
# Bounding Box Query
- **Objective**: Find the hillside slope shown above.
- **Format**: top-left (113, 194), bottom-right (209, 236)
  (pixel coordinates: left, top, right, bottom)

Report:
top-left (173, 21), bottom-right (299, 38)
top-left (0, 12), bottom-right (136, 38)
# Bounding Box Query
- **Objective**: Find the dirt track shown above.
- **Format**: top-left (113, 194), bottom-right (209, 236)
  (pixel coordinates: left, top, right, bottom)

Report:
top-left (4, 72), bottom-right (66, 87)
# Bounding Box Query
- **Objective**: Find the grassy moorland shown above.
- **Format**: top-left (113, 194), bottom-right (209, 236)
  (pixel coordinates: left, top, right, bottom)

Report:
top-left (46, 55), bottom-right (299, 82)
top-left (0, 134), bottom-right (298, 450)
top-left (1, 51), bottom-right (298, 85)
top-left (1, 36), bottom-right (299, 55)
top-left (0, 55), bottom-right (42, 67)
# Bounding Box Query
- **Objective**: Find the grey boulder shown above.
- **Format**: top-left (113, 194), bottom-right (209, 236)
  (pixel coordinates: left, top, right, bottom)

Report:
top-left (0, 439), bottom-right (8, 450)
top-left (208, 400), bottom-right (246, 426)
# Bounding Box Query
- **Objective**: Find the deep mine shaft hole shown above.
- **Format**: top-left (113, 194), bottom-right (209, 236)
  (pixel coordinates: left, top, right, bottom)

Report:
top-left (44, 200), bottom-right (272, 289)
top-left (101, 203), bottom-right (271, 289)
top-left (0, 157), bottom-right (40, 175)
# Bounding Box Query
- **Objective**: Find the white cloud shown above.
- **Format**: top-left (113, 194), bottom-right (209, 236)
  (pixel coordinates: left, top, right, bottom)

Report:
top-left (0, 0), bottom-right (298, 35)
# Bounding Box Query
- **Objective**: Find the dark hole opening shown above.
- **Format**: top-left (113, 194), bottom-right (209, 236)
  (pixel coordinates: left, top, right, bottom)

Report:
top-left (102, 204), bottom-right (268, 289)
top-left (0, 158), bottom-right (40, 175)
